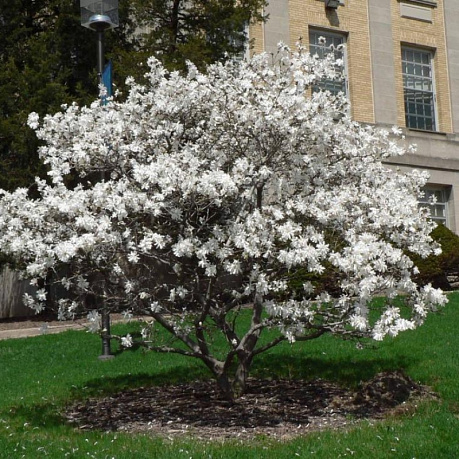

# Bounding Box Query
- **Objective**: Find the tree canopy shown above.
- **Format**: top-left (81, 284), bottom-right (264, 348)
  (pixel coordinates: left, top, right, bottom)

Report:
top-left (0, 46), bottom-right (447, 399)
top-left (0, 0), bottom-right (116, 190)
top-left (0, 0), bottom-right (264, 191)
top-left (124, 0), bottom-right (266, 74)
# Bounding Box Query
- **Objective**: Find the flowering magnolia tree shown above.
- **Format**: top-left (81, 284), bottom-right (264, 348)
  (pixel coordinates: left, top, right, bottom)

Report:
top-left (0, 45), bottom-right (447, 399)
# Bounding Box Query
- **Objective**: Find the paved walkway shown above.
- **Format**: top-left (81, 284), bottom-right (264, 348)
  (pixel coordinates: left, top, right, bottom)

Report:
top-left (0, 314), bottom-right (139, 341)
top-left (0, 321), bottom-right (89, 341)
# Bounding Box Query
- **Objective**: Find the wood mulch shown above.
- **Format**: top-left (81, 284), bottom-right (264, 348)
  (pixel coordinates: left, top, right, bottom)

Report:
top-left (64, 371), bottom-right (436, 442)
top-left (1, 315), bottom-right (437, 441)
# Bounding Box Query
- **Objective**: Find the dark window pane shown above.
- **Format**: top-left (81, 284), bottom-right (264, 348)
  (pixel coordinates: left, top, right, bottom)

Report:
top-left (402, 47), bottom-right (435, 131)
top-left (309, 29), bottom-right (347, 96)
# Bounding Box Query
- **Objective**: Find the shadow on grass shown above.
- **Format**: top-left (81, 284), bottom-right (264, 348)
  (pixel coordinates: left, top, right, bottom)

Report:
top-left (252, 352), bottom-right (418, 388)
top-left (71, 351), bottom-right (418, 401)
top-left (6, 403), bottom-right (66, 430)
top-left (4, 365), bottom-right (210, 430)
top-left (70, 364), bottom-right (209, 399)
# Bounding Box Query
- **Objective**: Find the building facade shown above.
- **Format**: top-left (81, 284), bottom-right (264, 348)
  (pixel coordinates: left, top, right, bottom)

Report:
top-left (250, 0), bottom-right (459, 232)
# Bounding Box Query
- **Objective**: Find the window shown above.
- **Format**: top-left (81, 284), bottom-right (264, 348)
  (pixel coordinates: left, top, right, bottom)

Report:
top-left (309, 29), bottom-right (347, 95)
top-left (402, 47), bottom-right (436, 131)
top-left (231, 23), bottom-right (250, 62)
top-left (418, 187), bottom-right (448, 225)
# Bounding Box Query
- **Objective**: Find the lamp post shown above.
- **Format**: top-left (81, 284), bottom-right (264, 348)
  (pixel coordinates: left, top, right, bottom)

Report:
top-left (80, 1), bottom-right (119, 88)
top-left (80, 1), bottom-right (119, 360)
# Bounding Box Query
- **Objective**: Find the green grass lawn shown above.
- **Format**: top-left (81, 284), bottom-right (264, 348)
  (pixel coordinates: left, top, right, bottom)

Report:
top-left (1, 294), bottom-right (459, 458)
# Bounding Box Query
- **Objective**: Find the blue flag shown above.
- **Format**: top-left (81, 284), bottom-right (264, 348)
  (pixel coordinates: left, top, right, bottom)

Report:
top-left (102, 60), bottom-right (113, 104)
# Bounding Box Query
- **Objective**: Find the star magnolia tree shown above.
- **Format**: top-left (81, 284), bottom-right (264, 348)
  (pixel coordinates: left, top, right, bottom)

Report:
top-left (0, 45), bottom-right (447, 399)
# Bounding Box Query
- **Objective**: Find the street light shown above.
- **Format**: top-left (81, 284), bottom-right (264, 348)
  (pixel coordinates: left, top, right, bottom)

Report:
top-left (80, 1), bottom-right (119, 86)
top-left (80, 1), bottom-right (119, 360)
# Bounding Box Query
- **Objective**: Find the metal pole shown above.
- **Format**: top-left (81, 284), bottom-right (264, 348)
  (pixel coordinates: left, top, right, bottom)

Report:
top-left (96, 29), bottom-right (104, 83)
top-left (99, 308), bottom-right (114, 360)
top-left (80, 4), bottom-right (118, 362)
top-left (95, 27), bottom-right (114, 361)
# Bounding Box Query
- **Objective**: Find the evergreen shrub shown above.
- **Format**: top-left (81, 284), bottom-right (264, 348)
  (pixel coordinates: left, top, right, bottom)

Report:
top-left (412, 224), bottom-right (459, 289)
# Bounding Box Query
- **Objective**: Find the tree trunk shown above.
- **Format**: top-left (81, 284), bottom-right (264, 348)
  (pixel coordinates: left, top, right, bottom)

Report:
top-left (200, 356), bottom-right (238, 401)
top-left (169, 0), bottom-right (181, 52)
top-left (200, 352), bottom-right (252, 402)
top-left (232, 356), bottom-right (252, 398)
top-left (210, 353), bottom-right (253, 401)
top-left (216, 372), bottom-right (236, 402)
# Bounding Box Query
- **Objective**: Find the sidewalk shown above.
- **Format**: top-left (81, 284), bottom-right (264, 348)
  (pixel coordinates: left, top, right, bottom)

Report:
top-left (0, 314), bottom-right (139, 341)
top-left (0, 322), bottom-right (88, 340)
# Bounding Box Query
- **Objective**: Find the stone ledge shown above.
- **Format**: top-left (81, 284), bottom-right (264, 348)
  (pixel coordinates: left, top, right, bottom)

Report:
top-left (398, 0), bottom-right (437, 7)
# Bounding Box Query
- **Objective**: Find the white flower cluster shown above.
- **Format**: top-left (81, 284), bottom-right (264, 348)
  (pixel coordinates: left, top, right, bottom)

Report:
top-left (0, 44), bottom-right (446, 342)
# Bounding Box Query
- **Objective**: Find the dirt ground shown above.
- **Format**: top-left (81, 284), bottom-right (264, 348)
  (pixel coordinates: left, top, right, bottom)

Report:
top-left (64, 371), bottom-right (435, 441)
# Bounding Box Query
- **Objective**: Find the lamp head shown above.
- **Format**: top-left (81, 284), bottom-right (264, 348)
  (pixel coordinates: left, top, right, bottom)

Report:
top-left (80, 0), bottom-right (119, 30)
top-left (87, 14), bottom-right (115, 31)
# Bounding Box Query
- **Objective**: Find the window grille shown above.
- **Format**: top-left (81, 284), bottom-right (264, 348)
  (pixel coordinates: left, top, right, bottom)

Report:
top-left (309, 29), bottom-right (347, 95)
top-left (402, 47), bottom-right (436, 131)
top-left (231, 23), bottom-right (250, 62)
top-left (419, 187), bottom-right (448, 225)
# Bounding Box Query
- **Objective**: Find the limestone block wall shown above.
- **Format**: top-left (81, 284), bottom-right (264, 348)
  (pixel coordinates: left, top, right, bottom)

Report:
top-left (251, 0), bottom-right (375, 124)
top-left (251, 1), bottom-right (453, 132)
top-left (390, 0), bottom-right (453, 133)
top-left (368, 0), bottom-right (398, 125)
top-left (444, 0), bottom-right (459, 133)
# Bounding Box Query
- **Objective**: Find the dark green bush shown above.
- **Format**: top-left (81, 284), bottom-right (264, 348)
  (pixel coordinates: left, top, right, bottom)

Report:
top-left (286, 262), bottom-right (343, 299)
top-left (285, 224), bottom-right (459, 296)
top-left (411, 224), bottom-right (459, 289)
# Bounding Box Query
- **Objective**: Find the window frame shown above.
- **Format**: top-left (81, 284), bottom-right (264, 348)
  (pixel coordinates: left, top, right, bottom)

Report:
top-left (418, 186), bottom-right (449, 226)
top-left (401, 45), bottom-right (438, 132)
top-left (231, 22), bottom-right (250, 62)
top-left (309, 28), bottom-right (348, 97)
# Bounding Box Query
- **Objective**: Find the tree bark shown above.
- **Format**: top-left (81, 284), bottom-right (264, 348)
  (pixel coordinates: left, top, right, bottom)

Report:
top-left (169, 0), bottom-right (181, 52)
top-left (211, 356), bottom-right (253, 401)
top-left (232, 355), bottom-right (252, 398)
top-left (216, 372), bottom-right (236, 402)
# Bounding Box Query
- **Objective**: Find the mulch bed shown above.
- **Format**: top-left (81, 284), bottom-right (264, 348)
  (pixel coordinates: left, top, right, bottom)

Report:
top-left (64, 371), bottom-right (436, 441)
top-left (2, 316), bottom-right (437, 441)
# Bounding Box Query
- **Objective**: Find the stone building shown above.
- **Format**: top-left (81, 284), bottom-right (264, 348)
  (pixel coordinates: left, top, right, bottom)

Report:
top-left (250, 0), bottom-right (459, 232)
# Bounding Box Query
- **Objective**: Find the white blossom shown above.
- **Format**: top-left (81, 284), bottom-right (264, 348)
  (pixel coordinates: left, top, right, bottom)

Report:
top-left (150, 301), bottom-right (161, 313)
top-left (86, 310), bottom-right (101, 333)
top-left (27, 112), bottom-right (40, 130)
top-left (121, 334), bottom-right (133, 348)
top-left (0, 45), bottom-right (447, 379)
